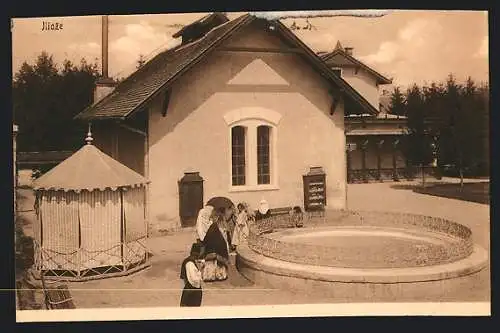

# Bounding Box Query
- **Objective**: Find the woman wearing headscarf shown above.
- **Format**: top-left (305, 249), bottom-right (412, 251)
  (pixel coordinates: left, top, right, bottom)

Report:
top-left (195, 205), bottom-right (214, 242)
top-left (201, 207), bottom-right (230, 281)
top-left (179, 243), bottom-right (203, 307)
top-left (255, 199), bottom-right (271, 221)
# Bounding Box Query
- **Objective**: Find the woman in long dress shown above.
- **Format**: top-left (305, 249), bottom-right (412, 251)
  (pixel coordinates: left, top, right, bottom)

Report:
top-left (180, 243), bottom-right (203, 307)
top-left (231, 203), bottom-right (250, 249)
top-left (201, 208), bottom-right (230, 281)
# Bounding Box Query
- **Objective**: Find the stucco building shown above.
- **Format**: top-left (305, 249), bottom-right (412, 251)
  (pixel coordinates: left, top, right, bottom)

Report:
top-left (319, 41), bottom-right (410, 182)
top-left (76, 13), bottom-right (378, 231)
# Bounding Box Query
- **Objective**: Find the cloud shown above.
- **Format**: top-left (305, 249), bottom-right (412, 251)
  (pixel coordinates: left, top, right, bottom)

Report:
top-left (109, 21), bottom-right (178, 77)
top-left (12, 11), bottom-right (486, 89)
top-left (359, 19), bottom-right (443, 64)
top-left (68, 42), bottom-right (100, 54)
top-left (398, 19), bottom-right (429, 41)
top-left (360, 41), bottom-right (398, 64)
top-left (63, 42), bottom-right (101, 67)
top-left (295, 30), bottom-right (338, 51)
top-left (357, 18), bottom-right (459, 86)
top-left (474, 36), bottom-right (488, 58)
top-left (59, 20), bottom-right (180, 78)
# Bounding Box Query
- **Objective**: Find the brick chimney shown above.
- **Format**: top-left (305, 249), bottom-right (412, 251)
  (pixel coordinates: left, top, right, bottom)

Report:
top-left (94, 15), bottom-right (117, 105)
top-left (94, 78), bottom-right (116, 105)
top-left (344, 47), bottom-right (354, 56)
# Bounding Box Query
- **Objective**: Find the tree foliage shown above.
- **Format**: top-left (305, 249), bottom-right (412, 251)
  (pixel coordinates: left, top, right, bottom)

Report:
top-left (388, 86), bottom-right (405, 117)
top-left (12, 51), bottom-right (100, 152)
top-left (387, 74), bottom-right (489, 177)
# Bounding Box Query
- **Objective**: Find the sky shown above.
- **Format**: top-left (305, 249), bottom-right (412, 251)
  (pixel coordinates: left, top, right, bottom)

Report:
top-left (11, 10), bottom-right (489, 90)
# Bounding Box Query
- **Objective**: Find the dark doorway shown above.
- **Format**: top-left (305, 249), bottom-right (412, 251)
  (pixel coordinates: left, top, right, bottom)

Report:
top-left (178, 172), bottom-right (204, 227)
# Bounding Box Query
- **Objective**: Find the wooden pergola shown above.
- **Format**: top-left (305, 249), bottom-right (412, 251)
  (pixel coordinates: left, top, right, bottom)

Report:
top-left (345, 114), bottom-right (440, 183)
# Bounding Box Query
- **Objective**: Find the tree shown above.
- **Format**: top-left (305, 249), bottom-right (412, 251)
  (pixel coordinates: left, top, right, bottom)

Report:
top-left (399, 74), bottom-right (489, 181)
top-left (12, 52), bottom-right (100, 152)
top-left (388, 86), bottom-right (406, 116)
top-left (455, 77), bottom-right (489, 178)
top-left (475, 82), bottom-right (490, 176)
top-left (404, 84), bottom-right (434, 185)
top-left (444, 74), bottom-right (466, 185)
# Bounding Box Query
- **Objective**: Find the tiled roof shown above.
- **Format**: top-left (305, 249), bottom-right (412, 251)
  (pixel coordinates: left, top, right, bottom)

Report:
top-left (172, 12), bottom-right (229, 40)
top-left (321, 47), bottom-right (392, 85)
top-left (76, 13), bottom-right (378, 121)
top-left (76, 14), bottom-right (252, 120)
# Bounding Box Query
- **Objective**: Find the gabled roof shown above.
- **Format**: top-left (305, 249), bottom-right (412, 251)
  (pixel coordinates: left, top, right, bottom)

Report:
top-left (76, 14), bottom-right (378, 121)
top-left (321, 41), bottom-right (392, 85)
top-left (32, 141), bottom-right (148, 192)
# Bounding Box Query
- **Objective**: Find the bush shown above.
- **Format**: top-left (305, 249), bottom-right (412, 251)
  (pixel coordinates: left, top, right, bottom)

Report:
top-left (15, 220), bottom-right (34, 272)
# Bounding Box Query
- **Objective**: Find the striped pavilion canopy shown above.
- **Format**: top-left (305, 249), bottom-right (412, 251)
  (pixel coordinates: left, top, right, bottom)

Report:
top-left (32, 140), bottom-right (148, 192)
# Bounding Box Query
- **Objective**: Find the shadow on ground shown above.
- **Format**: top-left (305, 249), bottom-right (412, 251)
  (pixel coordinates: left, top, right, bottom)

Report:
top-left (390, 184), bottom-right (421, 191)
top-left (390, 182), bottom-right (490, 205)
top-left (413, 182), bottom-right (489, 205)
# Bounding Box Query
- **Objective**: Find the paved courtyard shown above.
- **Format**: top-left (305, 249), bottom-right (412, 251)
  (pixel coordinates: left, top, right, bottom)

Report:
top-left (16, 177), bottom-right (490, 308)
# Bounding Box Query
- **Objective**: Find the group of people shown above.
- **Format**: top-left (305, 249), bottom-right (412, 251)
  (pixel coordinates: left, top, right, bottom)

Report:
top-left (179, 201), bottom-right (254, 307)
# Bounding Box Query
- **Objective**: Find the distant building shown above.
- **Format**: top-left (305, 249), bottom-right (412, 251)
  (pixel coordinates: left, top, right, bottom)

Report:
top-left (319, 41), bottom-right (412, 182)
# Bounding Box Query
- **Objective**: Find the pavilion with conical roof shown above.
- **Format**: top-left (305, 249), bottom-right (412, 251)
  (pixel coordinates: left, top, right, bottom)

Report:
top-left (32, 128), bottom-right (150, 281)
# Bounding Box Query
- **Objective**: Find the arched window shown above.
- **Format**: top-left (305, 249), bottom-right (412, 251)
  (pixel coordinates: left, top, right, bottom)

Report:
top-left (257, 125), bottom-right (271, 185)
top-left (224, 107), bottom-right (281, 191)
top-left (231, 126), bottom-right (246, 186)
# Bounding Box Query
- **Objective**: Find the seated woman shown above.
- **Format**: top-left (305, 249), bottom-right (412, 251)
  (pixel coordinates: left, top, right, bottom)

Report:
top-left (254, 199), bottom-right (271, 221)
top-left (201, 207), bottom-right (231, 282)
top-left (290, 206), bottom-right (304, 227)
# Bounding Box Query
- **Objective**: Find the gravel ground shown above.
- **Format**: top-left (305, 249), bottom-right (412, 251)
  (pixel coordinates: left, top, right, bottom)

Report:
top-left (15, 177), bottom-right (490, 308)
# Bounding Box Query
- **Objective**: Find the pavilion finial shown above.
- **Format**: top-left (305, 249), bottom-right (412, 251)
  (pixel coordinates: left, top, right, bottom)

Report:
top-left (335, 40), bottom-right (344, 51)
top-left (85, 123), bottom-right (94, 145)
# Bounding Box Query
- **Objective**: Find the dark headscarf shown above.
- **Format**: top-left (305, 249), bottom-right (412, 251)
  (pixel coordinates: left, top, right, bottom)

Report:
top-left (202, 219), bottom-right (229, 260)
top-left (180, 242), bottom-right (202, 280)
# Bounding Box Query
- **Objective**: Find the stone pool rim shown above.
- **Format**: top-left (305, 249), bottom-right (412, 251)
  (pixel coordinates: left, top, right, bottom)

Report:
top-left (246, 210), bottom-right (474, 269)
top-left (237, 241), bottom-right (488, 284)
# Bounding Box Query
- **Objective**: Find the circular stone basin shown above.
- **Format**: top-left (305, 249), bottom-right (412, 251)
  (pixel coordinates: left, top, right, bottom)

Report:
top-left (238, 210), bottom-right (488, 285)
top-left (267, 226), bottom-right (459, 269)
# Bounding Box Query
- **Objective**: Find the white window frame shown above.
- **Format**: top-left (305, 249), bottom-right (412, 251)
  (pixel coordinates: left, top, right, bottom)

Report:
top-left (224, 107), bottom-right (281, 192)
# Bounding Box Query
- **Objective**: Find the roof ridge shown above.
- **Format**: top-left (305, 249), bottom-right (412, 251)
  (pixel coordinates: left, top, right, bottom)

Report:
top-left (75, 14), bottom-right (252, 121)
top-left (323, 48), bottom-right (392, 84)
top-left (273, 20), bottom-right (378, 115)
top-left (76, 13), bottom-right (380, 120)
top-left (172, 12), bottom-right (229, 38)
top-left (119, 13), bottom-right (253, 118)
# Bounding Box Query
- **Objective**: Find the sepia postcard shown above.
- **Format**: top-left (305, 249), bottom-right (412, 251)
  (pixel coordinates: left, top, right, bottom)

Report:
top-left (12, 9), bottom-right (490, 322)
